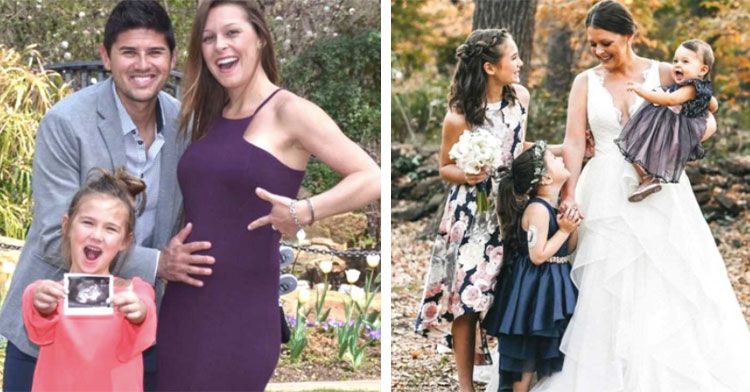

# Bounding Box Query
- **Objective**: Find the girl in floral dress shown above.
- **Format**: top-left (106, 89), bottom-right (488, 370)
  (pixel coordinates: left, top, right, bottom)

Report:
top-left (414, 29), bottom-right (529, 392)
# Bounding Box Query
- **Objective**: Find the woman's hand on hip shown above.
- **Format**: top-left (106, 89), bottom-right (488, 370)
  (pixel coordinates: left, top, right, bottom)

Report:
top-left (249, 187), bottom-right (311, 237)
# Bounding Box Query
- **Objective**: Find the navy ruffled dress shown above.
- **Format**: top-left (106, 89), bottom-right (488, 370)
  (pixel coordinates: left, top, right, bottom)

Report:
top-left (482, 198), bottom-right (577, 388)
top-left (615, 78), bottom-right (712, 183)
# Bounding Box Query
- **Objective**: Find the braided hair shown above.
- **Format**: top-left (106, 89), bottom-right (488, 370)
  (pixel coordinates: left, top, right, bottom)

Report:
top-left (495, 142), bottom-right (547, 265)
top-left (448, 29), bottom-right (518, 128)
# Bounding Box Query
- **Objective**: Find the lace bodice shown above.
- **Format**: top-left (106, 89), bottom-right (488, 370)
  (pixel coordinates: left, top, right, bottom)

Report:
top-left (473, 99), bottom-right (527, 168)
top-left (586, 61), bottom-right (661, 156)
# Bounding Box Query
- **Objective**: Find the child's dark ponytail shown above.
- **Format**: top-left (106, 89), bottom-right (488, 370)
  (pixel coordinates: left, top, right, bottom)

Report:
top-left (496, 142), bottom-right (547, 264)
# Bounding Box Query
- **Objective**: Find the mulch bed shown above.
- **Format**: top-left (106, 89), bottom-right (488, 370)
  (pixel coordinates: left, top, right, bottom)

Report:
top-left (391, 212), bottom-right (750, 391)
top-left (271, 330), bottom-right (381, 383)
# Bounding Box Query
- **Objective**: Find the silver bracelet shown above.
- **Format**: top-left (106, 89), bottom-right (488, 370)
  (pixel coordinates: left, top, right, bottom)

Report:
top-left (289, 200), bottom-right (306, 242)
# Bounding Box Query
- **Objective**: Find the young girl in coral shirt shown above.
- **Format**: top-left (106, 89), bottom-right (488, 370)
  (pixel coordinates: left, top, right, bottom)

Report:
top-left (22, 168), bottom-right (156, 391)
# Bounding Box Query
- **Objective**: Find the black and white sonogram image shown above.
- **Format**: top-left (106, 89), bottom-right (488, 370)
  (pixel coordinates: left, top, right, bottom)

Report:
top-left (64, 274), bottom-right (114, 315)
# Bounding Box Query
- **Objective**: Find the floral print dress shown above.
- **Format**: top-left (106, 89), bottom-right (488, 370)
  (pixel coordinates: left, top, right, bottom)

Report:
top-left (415, 99), bottom-right (526, 354)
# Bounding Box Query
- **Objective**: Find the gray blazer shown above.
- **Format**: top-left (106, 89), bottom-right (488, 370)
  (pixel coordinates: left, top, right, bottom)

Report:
top-left (0, 78), bottom-right (187, 357)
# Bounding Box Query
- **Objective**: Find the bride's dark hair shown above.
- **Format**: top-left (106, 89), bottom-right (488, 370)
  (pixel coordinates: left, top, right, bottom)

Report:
top-left (448, 29), bottom-right (517, 128)
top-left (585, 0), bottom-right (637, 36)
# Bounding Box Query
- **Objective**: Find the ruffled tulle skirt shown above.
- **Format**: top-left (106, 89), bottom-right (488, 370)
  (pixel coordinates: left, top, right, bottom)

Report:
top-left (483, 253), bottom-right (577, 386)
top-left (532, 152), bottom-right (750, 392)
top-left (615, 102), bottom-right (706, 183)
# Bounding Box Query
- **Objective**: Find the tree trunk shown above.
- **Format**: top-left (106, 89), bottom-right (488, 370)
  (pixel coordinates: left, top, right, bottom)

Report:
top-left (545, 25), bottom-right (573, 95)
top-left (472, 0), bottom-right (538, 85)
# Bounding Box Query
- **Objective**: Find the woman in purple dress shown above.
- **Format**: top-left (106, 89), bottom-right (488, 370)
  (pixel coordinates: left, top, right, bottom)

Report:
top-left (155, 1), bottom-right (381, 390)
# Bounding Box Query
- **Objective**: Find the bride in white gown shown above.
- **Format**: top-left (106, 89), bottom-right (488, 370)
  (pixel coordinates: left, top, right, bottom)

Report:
top-left (532, 2), bottom-right (750, 391)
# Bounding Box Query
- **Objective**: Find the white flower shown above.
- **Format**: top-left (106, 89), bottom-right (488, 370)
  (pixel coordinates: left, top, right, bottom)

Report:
top-left (319, 260), bottom-right (333, 274)
top-left (61, 41), bottom-right (69, 49)
top-left (297, 288), bottom-right (310, 305)
top-left (90, 77), bottom-right (97, 84)
top-left (350, 286), bottom-right (366, 307)
top-left (391, 69), bottom-right (403, 81)
top-left (457, 242), bottom-right (484, 272)
top-left (78, 11), bottom-right (85, 18)
top-left (275, 16), bottom-right (282, 21)
top-left (63, 52), bottom-right (72, 61)
top-left (366, 254), bottom-right (380, 268)
top-left (324, 6), bottom-right (330, 12)
top-left (449, 129), bottom-right (502, 175)
top-left (345, 269), bottom-right (360, 284)
top-left (2, 261), bottom-right (16, 274)
top-left (343, 351), bottom-right (354, 363)
top-left (348, 7), bottom-right (356, 15)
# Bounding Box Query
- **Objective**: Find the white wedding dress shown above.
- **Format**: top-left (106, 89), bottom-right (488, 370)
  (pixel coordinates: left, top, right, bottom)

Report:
top-left (532, 62), bottom-right (750, 392)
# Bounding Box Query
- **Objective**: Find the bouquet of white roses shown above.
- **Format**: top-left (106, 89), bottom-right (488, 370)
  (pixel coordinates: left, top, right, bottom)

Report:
top-left (449, 129), bottom-right (502, 212)
top-left (449, 129), bottom-right (502, 174)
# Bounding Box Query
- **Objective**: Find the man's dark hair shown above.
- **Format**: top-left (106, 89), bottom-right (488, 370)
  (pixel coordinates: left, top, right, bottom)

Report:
top-left (103, 0), bottom-right (176, 54)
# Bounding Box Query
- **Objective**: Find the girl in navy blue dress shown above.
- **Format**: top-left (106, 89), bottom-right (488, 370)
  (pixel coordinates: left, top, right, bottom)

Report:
top-left (483, 142), bottom-right (580, 391)
top-left (615, 39), bottom-right (718, 201)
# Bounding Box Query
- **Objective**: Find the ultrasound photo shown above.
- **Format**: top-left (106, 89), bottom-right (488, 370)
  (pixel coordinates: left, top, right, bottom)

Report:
top-left (64, 274), bottom-right (113, 315)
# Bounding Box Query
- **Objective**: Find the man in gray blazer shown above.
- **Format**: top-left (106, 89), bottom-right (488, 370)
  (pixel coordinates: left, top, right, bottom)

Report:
top-left (0, 1), bottom-right (213, 390)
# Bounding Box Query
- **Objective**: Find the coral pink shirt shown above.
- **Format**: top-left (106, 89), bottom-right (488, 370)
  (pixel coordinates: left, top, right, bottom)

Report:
top-left (22, 277), bottom-right (156, 391)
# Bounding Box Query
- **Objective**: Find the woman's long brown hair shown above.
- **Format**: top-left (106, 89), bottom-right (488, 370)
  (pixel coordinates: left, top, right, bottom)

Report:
top-left (448, 29), bottom-right (517, 128)
top-left (179, 0), bottom-right (279, 141)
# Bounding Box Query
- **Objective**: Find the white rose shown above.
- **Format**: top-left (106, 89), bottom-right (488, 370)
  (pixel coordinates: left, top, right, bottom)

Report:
top-left (457, 242), bottom-right (484, 271)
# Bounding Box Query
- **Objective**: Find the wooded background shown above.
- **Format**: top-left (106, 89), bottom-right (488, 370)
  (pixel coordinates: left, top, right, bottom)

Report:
top-left (392, 0), bottom-right (750, 153)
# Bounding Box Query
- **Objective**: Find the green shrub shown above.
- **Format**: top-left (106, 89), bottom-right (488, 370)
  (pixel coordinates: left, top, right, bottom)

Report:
top-left (302, 161), bottom-right (342, 195)
top-left (282, 29), bottom-right (380, 147)
top-left (391, 73), bottom-right (449, 144)
top-left (0, 46), bottom-right (70, 239)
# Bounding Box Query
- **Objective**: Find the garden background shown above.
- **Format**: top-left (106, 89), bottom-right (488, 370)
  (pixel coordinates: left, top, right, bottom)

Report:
top-left (391, 0), bottom-right (750, 390)
top-left (0, 0), bottom-right (382, 389)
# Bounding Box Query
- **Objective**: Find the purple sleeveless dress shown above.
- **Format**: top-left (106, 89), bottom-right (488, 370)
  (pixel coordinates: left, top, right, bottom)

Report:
top-left (156, 90), bottom-right (305, 390)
